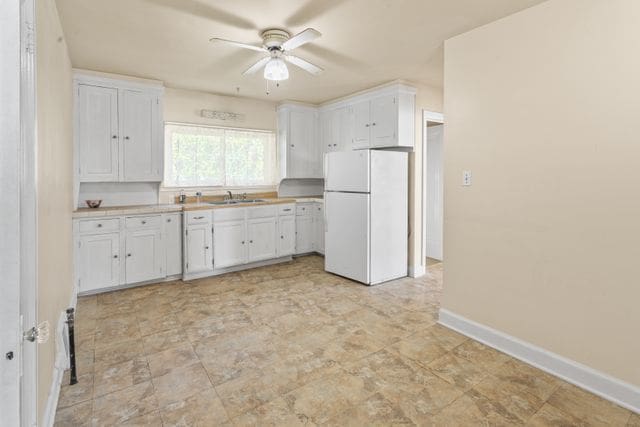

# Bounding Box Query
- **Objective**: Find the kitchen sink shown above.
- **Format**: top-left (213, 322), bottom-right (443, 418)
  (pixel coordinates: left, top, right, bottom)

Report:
top-left (207, 199), bottom-right (266, 205)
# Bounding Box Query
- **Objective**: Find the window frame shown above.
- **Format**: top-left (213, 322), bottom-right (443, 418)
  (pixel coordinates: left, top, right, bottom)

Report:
top-left (161, 121), bottom-right (278, 190)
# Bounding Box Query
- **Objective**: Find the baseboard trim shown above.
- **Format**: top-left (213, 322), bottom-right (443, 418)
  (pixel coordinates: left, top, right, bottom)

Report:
top-left (438, 308), bottom-right (640, 414)
top-left (408, 264), bottom-right (426, 278)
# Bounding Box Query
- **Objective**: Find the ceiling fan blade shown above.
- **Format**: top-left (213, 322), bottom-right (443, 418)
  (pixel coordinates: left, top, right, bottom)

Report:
top-left (284, 55), bottom-right (324, 75)
top-left (209, 37), bottom-right (266, 52)
top-left (243, 57), bottom-right (271, 75)
top-left (281, 28), bottom-right (321, 51)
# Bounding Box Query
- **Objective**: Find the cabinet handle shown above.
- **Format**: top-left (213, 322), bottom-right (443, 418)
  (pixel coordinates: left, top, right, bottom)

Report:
top-left (127, 253), bottom-right (132, 257)
top-left (283, 208), bottom-right (292, 212)
top-left (97, 223), bottom-right (102, 228)
top-left (194, 216), bottom-right (204, 220)
top-left (113, 254), bottom-right (118, 259)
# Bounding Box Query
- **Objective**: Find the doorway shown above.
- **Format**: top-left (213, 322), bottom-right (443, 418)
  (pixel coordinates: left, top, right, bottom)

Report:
top-left (422, 111), bottom-right (444, 266)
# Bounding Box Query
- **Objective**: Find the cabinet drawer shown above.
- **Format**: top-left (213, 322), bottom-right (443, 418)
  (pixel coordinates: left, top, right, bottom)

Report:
top-left (125, 215), bottom-right (162, 229)
top-left (79, 218), bottom-right (120, 234)
top-left (296, 204), bottom-right (313, 216)
top-left (186, 211), bottom-right (212, 225)
top-left (278, 204), bottom-right (295, 216)
top-left (247, 205), bottom-right (277, 219)
top-left (213, 208), bottom-right (245, 223)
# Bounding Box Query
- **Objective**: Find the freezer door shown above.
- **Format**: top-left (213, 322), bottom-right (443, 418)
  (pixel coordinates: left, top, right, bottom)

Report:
top-left (324, 150), bottom-right (370, 193)
top-left (324, 191), bottom-right (370, 284)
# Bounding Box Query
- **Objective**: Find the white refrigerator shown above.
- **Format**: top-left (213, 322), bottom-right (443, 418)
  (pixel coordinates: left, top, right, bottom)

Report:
top-left (324, 150), bottom-right (408, 285)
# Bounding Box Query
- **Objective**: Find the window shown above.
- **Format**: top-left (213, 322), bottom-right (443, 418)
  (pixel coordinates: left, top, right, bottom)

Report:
top-left (164, 123), bottom-right (277, 188)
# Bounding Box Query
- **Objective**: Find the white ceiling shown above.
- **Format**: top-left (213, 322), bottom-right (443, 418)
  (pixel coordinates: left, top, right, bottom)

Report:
top-left (55, 0), bottom-right (546, 104)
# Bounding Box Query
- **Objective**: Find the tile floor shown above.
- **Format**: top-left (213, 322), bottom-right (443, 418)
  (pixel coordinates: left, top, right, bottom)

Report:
top-left (55, 256), bottom-right (637, 426)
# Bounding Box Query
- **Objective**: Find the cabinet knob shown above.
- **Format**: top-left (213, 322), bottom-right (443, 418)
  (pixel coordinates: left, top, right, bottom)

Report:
top-left (97, 223), bottom-right (102, 228)
top-left (333, 144), bottom-right (337, 147)
top-left (112, 135), bottom-right (117, 139)
top-left (113, 254), bottom-right (118, 259)
top-left (249, 240), bottom-right (253, 243)
top-left (372, 122), bottom-right (376, 126)
top-left (167, 218), bottom-right (171, 222)
top-left (241, 241), bottom-right (245, 244)
top-left (127, 253), bottom-right (132, 257)
top-left (290, 144), bottom-right (295, 148)
top-left (141, 220), bottom-right (146, 224)
top-left (365, 124), bottom-right (370, 128)
top-left (280, 235), bottom-right (284, 239)
top-left (125, 136), bottom-right (130, 140)
top-left (205, 246), bottom-right (209, 249)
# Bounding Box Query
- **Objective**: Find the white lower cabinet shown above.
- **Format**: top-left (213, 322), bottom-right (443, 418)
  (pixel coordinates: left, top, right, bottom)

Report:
top-left (78, 232), bottom-right (120, 292)
top-left (295, 215), bottom-right (314, 254)
top-left (278, 216), bottom-right (296, 256)
top-left (213, 220), bottom-right (247, 268)
top-left (247, 218), bottom-right (278, 262)
top-left (125, 228), bottom-right (164, 284)
top-left (185, 223), bottom-right (213, 274)
top-left (164, 213), bottom-right (182, 276)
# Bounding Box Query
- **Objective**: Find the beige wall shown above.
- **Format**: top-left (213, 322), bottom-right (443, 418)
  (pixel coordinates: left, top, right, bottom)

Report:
top-left (408, 84), bottom-right (443, 273)
top-left (36, 0), bottom-right (74, 420)
top-left (442, 0), bottom-right (640, 385)
top-left (164, 87), bottom-right (277, 131)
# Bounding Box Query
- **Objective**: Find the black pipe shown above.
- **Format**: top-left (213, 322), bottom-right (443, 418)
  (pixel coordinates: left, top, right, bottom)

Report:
top-left (65, 308), bottom-right (78, 385)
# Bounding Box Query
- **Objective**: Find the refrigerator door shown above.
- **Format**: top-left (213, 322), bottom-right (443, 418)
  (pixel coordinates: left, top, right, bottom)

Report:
top-left (324, 191), bottom-right (370, 284)
top-left (324, 150), bottom-right (370, 193)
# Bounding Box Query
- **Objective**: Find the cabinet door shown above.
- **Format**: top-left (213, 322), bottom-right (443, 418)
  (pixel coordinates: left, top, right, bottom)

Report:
top-left (313, 205), bottom-right (325, 254)
top-left (186, 224), bottom-right (213, 274)
top-left (289, 109), bottom-right (316, 178)
top-left (79, 233), bottom-right (120, 292)
top-left (320, 111), bottom-right (333, 153)
top-left (164, 214), bottom-right (182, 276)
top-left (247, 217), bottom-right (277, 263)
top-left (336, 107), bottom-right (351, 151)
top-left (370, 95), bottom-right (397, 147)
top-left (121, 89), bottom-right (161, 181)
top-left (351, 100), bottom-right (371, 149)
top-left (77, 85), bottom-right (119, 182)
top-left (125, 228), bottom-right (164, 284)
top-left (295, 216), bottom-right (314, 254)
top-left (278, 216), bottom-right (296, 256)
top-left (213, 220), bottom-right (247, 268)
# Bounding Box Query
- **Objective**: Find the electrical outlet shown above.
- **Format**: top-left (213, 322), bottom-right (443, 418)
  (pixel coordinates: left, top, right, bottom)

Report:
top-left (462, 170), bottom-right (472, 186)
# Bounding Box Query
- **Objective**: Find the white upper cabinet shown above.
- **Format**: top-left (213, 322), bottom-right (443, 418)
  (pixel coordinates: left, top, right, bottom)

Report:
top-left (351, 100), bottom-right (371, 149)
top-left (75, 73), bottom-right (164, 183)
top-left (277, 104), bottom-right (321, 179)
top-left (121, 89), bottom-right (162, 181)
top-left (370, 95), bottom-right (397, 147)
top-left (77, 85), bottom-right (119, 181)
top-left (321, 107), bottom-right (352, 153)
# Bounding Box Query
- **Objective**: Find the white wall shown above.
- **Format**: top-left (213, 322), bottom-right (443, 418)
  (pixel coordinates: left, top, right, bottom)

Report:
top-left (443, 0), bottom-right (640, 386)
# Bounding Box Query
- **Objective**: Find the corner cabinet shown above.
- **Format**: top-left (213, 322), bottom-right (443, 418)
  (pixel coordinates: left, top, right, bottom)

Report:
top-left (277, 104), bottom-right (322, 179)
top-left (74, 73), bottom-right (164, 183)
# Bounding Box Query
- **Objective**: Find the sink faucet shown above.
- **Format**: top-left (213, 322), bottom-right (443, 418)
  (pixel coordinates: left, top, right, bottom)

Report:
top-left (226, 190), bottom-right (233, 200)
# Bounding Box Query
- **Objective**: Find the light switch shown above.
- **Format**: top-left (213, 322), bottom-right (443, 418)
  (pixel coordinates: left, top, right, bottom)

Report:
top-left (462, 170), bottom-right (472, 186)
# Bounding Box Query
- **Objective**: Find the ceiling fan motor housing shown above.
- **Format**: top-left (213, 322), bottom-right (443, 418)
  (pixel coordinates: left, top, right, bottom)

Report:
top-left (261, 29), bottom-right (290, 49)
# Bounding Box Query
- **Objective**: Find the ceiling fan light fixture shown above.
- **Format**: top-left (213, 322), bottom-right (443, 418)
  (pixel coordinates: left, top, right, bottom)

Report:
top-left (264, 58), bottom-right (289, 81)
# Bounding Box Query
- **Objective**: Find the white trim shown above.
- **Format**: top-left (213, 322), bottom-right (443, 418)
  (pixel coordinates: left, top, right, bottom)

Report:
top-left (318, 81), bottom-right (417, 112)
top-left (183, 256), bottom-right (293, 281)
top-left (421, 111), bottom-right (444, 265)
top-left (73, 71), bottom-right (164, 94)
top-left (408, 264), bottom-right (426, 278)
top-left (438, 309), bottom-right (640, 414)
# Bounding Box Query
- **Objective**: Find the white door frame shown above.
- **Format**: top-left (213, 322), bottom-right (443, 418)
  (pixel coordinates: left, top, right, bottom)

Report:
top-left (421, 110), bottom-right (444, 264)
top-left (0, 0), bottom-right (39, 426)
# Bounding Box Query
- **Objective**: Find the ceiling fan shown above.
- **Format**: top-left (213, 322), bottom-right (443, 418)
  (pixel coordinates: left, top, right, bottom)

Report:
top-left (210, 28), bottom-right (324, 81)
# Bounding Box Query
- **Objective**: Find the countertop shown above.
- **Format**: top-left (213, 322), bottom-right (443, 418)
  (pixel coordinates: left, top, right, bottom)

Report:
top-left (73, 197), bottom-right (323, 218)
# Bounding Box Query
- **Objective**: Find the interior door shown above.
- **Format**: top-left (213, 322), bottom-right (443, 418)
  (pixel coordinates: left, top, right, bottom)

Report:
top-left (324, 191), bottom-right (370, 284)
top-left (213, 220), bottom-right (247, 268)
top-left (78, 84), bottom-right (119, 181)
top-left (370, 95), bottom-right (397, 147)
top-left (186, 224), bottom-right (213, 274)
top-left (278, 216), bottom-right (296, 256)
top-left (164, 214), bottom-right (182, 276)
top-left (79, 233), bottom-right (120, 292)
top-left (247, 217), bottom-right (278, 262)
top-left (121, 89), bottom-right (159, 181)
top-left (125, 228), bottom-right (163, 284)
top-left (351, 100), bottom-right (370, 149)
